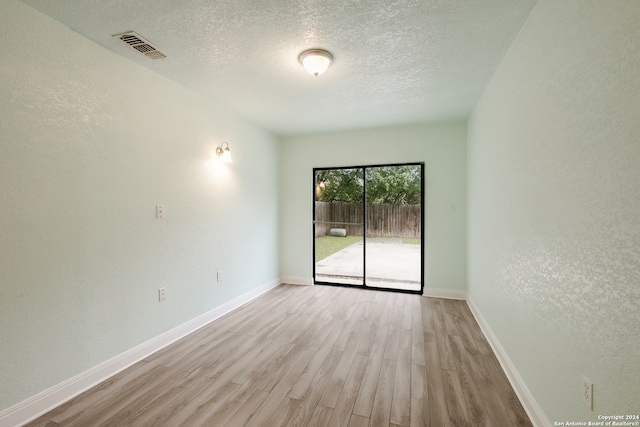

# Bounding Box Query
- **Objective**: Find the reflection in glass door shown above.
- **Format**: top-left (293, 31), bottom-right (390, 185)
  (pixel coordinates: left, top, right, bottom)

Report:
top-left (313, 163), bottom-right (423, 293)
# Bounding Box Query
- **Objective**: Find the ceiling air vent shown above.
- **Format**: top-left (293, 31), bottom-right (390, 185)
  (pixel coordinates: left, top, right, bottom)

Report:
top-left (113, 31), bottom-right (168, 60)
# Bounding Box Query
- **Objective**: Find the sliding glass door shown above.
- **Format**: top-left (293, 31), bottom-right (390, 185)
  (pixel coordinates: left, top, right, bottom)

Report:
top-left (313, 163), bottom-right (424, 293)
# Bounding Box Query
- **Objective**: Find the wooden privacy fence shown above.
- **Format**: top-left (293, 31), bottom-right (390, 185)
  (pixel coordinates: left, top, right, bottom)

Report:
top-left (314, 201), bottom-right (421, 238)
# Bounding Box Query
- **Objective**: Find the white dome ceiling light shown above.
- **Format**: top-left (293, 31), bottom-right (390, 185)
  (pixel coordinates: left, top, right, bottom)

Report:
top-left (298, 49), bottom-right (334, 77)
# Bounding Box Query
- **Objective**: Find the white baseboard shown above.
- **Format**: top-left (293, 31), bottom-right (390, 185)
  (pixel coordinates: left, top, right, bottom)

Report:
top-left (280, 276), bottom-right (314, 286)
top-left (0, 278), bottom-right (281, 427)
top-left (422, 287), bottom-right (467, 300)
top-left (466, 297), bottom-right (550, 427)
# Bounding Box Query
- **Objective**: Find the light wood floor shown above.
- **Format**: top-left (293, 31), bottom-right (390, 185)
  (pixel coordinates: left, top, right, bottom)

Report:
top-left (25, 284), bottom-right (532, 427)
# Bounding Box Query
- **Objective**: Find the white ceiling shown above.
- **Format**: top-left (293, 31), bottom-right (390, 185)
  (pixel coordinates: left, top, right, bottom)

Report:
top-left (19, 0), bottom-right (537, 136)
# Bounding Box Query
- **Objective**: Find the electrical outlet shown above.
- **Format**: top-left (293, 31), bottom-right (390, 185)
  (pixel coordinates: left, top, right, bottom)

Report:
top-left (582, 375), bottom-right (593, 410)
top-left (156, 205), bottom-right (164, 219)
top-left (217, 271), bottom-right (222, 282)
top-left (158, 287), bottom-right (166, 301)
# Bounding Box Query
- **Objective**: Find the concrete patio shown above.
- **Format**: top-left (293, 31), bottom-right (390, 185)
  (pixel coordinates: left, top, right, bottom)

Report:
top-left (315, 238), bottom-right (421, 291)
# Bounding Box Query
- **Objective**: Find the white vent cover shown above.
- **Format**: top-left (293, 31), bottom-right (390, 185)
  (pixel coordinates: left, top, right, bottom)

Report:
top-left (113, 31), bottom-right (168, 60)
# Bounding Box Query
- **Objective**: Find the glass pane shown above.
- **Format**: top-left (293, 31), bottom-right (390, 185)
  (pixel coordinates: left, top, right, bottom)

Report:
top-left (314, 168), bottom-right (364, 285)
top-left (364, 165), bottom-right (422, 291)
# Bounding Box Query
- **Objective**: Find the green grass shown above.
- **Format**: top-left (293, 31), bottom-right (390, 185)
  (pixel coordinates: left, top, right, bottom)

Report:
top-left (402, 238), bottom-right (421, 245)
top-left (315, 235), bottom-right (362, 262)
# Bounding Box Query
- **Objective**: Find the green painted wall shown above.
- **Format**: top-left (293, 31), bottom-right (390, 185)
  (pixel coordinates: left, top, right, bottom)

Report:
top-left (0, 0), bottom-right (280, 411)
top-left (468, 0), bottom-right (640, 421)
top-left (280, 122), bottom-right (467, 293)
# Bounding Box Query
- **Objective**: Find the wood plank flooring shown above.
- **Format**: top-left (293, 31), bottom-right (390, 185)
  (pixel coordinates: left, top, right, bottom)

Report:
top-left (25, 284), bottom-right (532, 427)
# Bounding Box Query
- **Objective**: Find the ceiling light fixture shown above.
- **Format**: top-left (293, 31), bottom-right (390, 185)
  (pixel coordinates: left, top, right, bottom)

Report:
top-left (298, 49), bottom-right (334, 77)
top-left (216, 142), bottom-right (232, 163)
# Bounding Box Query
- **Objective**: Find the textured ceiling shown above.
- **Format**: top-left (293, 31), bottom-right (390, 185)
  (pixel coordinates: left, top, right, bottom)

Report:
top-left (19, 0), bottom-right (537, 136)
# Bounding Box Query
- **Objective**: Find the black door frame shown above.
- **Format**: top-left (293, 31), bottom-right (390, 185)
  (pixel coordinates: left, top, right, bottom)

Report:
top-left (312, 162), bottom-right (425, 295)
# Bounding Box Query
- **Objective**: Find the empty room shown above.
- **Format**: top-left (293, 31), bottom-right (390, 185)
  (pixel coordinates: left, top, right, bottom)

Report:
top-left (1, 1), bottom-right (638, 426)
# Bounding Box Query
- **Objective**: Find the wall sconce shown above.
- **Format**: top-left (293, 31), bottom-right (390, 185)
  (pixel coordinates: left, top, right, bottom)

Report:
top-left (216, 142), bottom-right (232, 163)
top-left (315, 180), bottom-right (326, 199)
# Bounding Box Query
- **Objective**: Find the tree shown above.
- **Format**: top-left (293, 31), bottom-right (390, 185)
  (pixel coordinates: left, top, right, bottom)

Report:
top-left (315, 165), bottom-right (421, 204)
top-left (315, 168), bottom-right (364, 202)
